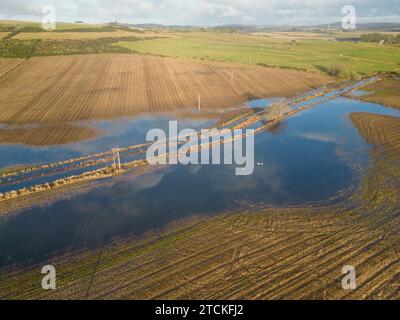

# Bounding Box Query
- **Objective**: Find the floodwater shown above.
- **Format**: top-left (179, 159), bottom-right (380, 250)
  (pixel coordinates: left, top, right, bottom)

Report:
top-left (0, 114), bottom-right (215, 193)
top-left (349, 90), bottom-right (373, 97)
top-left (0, 114), bottom-right (214, 169)
top-left (0, 96), bottom-right (399, 267)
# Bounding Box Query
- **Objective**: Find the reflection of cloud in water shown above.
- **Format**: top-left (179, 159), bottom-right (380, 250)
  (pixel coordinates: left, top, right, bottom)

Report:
top-left (299, 132), bottom-right (338, 143)
top-left (63, 116), bottom-right (214, 155)
top-left (128, 167), bottom-right (173, 193)
top-left (72, 167), bottom-right (173, 229)
top-left (207, 161), bottom-right (284, 195)
top-left (187, 165), bottom-right (202, 175)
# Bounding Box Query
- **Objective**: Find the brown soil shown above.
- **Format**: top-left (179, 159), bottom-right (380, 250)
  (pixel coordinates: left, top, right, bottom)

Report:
top-left (0, 32), bottom-right (10, 40)
top-left (350, 112), bottom-right (400, 152)
top-left (361, 78), bottom-right (400, 109)
top-left (0, 124), bottom-right (97, 146)
top-left (0, 58), bottom-right (22, 77)
top-left (0, 54), bottom-right (330, 126)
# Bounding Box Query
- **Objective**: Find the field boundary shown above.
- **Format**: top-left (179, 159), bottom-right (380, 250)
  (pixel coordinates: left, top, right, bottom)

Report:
top-left (0, 58), bottom-right (26, 79)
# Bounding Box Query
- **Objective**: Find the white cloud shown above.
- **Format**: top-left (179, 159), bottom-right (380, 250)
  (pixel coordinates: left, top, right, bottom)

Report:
top-left (0, 0), bottom-right (398, 25)
top-left (299, 132), bottom-right (338, 143)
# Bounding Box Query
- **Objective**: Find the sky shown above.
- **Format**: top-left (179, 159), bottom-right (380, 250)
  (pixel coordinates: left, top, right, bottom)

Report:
top-left (0, 0), bottom-right (399, 26)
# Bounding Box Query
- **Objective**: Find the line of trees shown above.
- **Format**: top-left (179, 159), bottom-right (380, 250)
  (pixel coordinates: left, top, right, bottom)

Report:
top-left (361, 33), bottom-right (400, 44)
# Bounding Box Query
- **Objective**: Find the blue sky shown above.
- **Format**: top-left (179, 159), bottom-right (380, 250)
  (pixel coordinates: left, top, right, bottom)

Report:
top-left (1, 0), bottom-right (399, 25)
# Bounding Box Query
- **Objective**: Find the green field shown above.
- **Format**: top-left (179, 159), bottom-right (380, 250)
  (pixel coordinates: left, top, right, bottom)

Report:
top-left (1, 22), bottom-right (400, 77)
top-left (116, 32), bottom-right (400, 77)
top-left (0, 20), bottom-right (159, 58)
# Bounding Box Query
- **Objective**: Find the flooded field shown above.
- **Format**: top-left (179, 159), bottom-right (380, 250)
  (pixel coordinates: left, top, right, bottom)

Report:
top-left (1, 93), bottom-right (399, 268)
top-left (1, 8), bottom-right (399, 302)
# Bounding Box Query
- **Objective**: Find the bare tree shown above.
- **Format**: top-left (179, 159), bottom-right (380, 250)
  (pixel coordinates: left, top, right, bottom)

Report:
top-left (264, 99), bottom-right (290, 121)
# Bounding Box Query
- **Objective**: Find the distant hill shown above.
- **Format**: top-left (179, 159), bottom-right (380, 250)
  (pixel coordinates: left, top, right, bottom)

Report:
top-left (125, 22), bottom-right (400, 32)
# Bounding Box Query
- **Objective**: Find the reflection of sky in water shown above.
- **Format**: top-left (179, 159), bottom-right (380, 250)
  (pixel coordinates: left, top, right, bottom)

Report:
top-left (0, 97), bottom-right (399, 267)
top-left (0, 115), bottom-right (214, 168)
top-left (349, 90), bottom-right (373, 97)
top-left (248, 98), bottom-right (280, 109)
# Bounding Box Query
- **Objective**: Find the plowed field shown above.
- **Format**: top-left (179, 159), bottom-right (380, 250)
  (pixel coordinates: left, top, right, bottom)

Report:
top-left (0, 58), bottom-right (22, 77)
top-left (0, 54), bottom-right (330, 125)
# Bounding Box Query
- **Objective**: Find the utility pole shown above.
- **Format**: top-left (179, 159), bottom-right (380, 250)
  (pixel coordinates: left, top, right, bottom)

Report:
top-left (117, 147), bottom-right (121, 171)
top-left (112, 147), bottom-right (122, 172)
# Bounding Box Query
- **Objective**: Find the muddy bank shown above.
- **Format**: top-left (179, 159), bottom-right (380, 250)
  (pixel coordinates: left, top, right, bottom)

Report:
top-left (0, 124), bottom-right (97, 146)
top-left (350, 77), bottom-right (400, 110)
